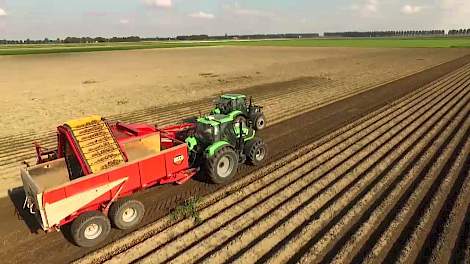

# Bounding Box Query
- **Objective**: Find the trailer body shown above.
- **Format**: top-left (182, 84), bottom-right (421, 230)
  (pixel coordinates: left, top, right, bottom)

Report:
top-left (21, 116), bottom-right (195, 232)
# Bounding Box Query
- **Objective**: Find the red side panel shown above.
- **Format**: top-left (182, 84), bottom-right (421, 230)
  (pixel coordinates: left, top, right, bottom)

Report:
top-left (43, 187), bottom-right (66, 206)
top-left (165, 145), bottom-right (190, 176)
top-left (108, 163), bottom-right (140, 196)
top-left (139, 154), bottom-right (166, 187)
top-left (64, 173), bottom-right (110, 205)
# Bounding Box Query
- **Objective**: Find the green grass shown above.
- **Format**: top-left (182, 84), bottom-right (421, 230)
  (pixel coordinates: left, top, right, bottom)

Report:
top-left (227, 37), bottom-right (470, 48)
top-left (1, 37), bottom-right (469, 55)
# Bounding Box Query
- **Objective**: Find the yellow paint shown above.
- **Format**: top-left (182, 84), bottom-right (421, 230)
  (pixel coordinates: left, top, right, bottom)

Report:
top-left (65, 115), bottom-right (126, 173)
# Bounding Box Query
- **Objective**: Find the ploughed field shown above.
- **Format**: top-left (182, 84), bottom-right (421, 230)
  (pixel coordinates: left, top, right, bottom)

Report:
top-left (1, 47), bottom-right (469, 196)
top-left (74, 60), bottom-right (470, 263)
top-left (0, 53), bottom-right (469, 264)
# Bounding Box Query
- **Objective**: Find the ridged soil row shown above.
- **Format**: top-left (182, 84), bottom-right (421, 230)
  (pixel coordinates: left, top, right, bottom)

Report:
top-left (75, 64), bottom-right (468, 264)
top-left (131, 63), bottom-right (469, 264)
top-left (356, 108), bottom-right (469, 264)
top-left (77, 69), bottom-right (449, 264)
top-left (206, 72), bottom-right (469, 264)
top-left (297, 89), bottom-right (469, 264)
top-left (316, 102), bottom-right (469, 262)
top-left (428, 160), bottom-right (470, 264)
top-left (260, 76), bottom-right (470, 264)
top-left (394, 137), bottom-right (470, 264)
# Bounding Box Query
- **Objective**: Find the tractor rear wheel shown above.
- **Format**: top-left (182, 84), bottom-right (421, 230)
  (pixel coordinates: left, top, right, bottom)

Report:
top-left (109, 199), bottom-right (145, 230)
top-left (254, 113), bottom-right (266, 130)
top-left (71, 211), bottom-right (111, 248)
top-left (207, 147), bottom-right (239, 184)
top-left (245, 137), bottom-right (267, 165)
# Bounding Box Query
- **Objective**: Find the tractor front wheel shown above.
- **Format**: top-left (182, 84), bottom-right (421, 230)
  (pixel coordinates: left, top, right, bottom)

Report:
top-left (207, 147), bottom-right (239, 184)
top-left (245, 137), bottom-right (267, 165)
top-left (254, 113), bottom-right (266, 130)
top-left (70, 211), bottom-right (111, 248)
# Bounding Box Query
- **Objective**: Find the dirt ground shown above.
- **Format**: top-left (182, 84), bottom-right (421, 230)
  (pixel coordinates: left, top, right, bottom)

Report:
top-left (0, 46), bottom-right (468, 137)
top-left (1, 55), bottom-right (468, 264)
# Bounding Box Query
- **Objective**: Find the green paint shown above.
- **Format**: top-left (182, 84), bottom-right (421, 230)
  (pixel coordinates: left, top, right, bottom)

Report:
top-left (205, 141), bottom-right (231, 157)
top-left (212, 108), bottom-right (221, 114)
top-left (185, 136), bottom-right (198, 151)
top-left (197, 117), bottom-right (219, 127)
top-left (221, 94), bottom-right (246, 100)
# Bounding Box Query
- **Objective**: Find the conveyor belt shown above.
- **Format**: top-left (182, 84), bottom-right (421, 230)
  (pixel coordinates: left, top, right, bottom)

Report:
top-left (65, 115), bottom-right (125, 173)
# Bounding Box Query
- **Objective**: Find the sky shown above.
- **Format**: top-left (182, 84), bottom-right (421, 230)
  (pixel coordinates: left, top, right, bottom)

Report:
top-left (0, 0), bottom-right (469, 39)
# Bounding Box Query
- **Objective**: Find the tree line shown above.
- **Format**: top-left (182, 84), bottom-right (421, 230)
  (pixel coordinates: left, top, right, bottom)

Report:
top-left (324, 29), bottom-right (470, 37)
top-left (1, 29), bottom-right (469, 44)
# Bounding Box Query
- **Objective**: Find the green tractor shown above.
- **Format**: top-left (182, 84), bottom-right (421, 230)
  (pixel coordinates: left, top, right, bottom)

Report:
top-left (184, 112), bottom-right (267, 183)
top-left (212, 94), bottom-right (266, 130)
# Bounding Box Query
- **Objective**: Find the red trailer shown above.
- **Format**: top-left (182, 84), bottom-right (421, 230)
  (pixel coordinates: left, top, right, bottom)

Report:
top-left (21, 115), bottom-right (196, 247)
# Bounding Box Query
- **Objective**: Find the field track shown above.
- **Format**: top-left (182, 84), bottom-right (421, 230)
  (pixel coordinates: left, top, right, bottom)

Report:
top-left (0, 56), bottom-right (468, 264)
top-left (74, 61), bottom-right (470, 264)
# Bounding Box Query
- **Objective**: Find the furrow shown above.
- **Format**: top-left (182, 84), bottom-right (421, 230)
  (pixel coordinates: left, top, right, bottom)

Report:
top-left (325, 102), bottom-right (469, 264)
top-left (359, 108), bottom-right (469, 263)
top-left (400, 139), bottom-right (470, 264)
top-left (429, 165), bottom-right (470, 264)
top-left (260, 78), bottom-right (470, 264)
top-left (232, 78), bottom-right (470, 264)
top-left (134, 69), bottom-right (468, 259)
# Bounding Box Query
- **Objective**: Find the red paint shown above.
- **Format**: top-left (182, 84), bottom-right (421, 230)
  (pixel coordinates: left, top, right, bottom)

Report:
top-left (31, 120), bottom-right (198, 231)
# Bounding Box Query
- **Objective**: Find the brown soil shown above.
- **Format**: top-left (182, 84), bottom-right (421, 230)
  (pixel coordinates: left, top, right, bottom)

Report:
top-left (0, 47), bottom-right (469, 197)
top-left (0, 46), bottom-right (468, 136)
top-left (0, 54), bottom-right (468, 264)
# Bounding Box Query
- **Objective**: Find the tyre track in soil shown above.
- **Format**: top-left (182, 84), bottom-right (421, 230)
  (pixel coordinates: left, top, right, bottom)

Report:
top-left (299, 93), bottom-right (469, 264)
top-left (0, 56), bottom-right (465, 188)
top-left (78, 67), bottom-right (455, 264)
top-left (3, 57), bottom-right (469, 264)
top-left (264, 68), bottom-right (470, 264)
top-left (74, 62), bottom-right (470, 264)
top-left (124, 63), bottom-right (470, 264)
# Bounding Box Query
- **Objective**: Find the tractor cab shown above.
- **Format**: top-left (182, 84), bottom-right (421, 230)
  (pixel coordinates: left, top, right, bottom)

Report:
top-left (212, 94), bottom-right (266, 130)
top-left (185, 113), bottom-right (266, 183)
top-left (214, 94), bottom-right (248, 114)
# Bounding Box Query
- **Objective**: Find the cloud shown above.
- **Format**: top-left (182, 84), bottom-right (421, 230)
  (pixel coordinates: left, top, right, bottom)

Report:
top-left (144, 0), bottom-right (172, 8)
top-left (0, 8), bottom-right (7, 16)
top-left (401, 5), bottom-right (424, 15)
top-left (438, 0), bottom-right (470, 27)
top-left (119, 19), bottom-right (130, 24)
top-left (231, 8), bottom-right (274, 18)
top-left (189, 11), bottom-right (215, 19)
top-left (351, 0), bottom-right (379, 17)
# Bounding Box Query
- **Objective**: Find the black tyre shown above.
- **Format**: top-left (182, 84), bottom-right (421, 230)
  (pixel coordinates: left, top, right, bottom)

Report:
top-left (245, 137), bottom-right (267, 165)
top-left (71, 211), bottom-right (111, 248)
top-left (206, 147), bottom-right (239, 184)
top-left (109, 199), bottom-right (145, 230)
top-left (254, 113), bottom-right (266, 130)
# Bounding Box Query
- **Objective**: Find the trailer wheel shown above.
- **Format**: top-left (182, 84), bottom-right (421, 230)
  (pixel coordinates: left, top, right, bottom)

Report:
top-left (109, 199), bottom-right (145, 230)
top-left (254, 113), bottom-right (266, 130)
top-left (71, 211), bottom-right (111, 248)
top-left (245, 137), bottom-right (267, 165)
top-left (207, 147), bottom-right (239, 184)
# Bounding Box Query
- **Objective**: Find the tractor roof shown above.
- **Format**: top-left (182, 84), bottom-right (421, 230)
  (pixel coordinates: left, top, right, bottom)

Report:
top-left (197, 114), bottom-right (234, 126)
top-left (221, 94), bottom-right (246, 100)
